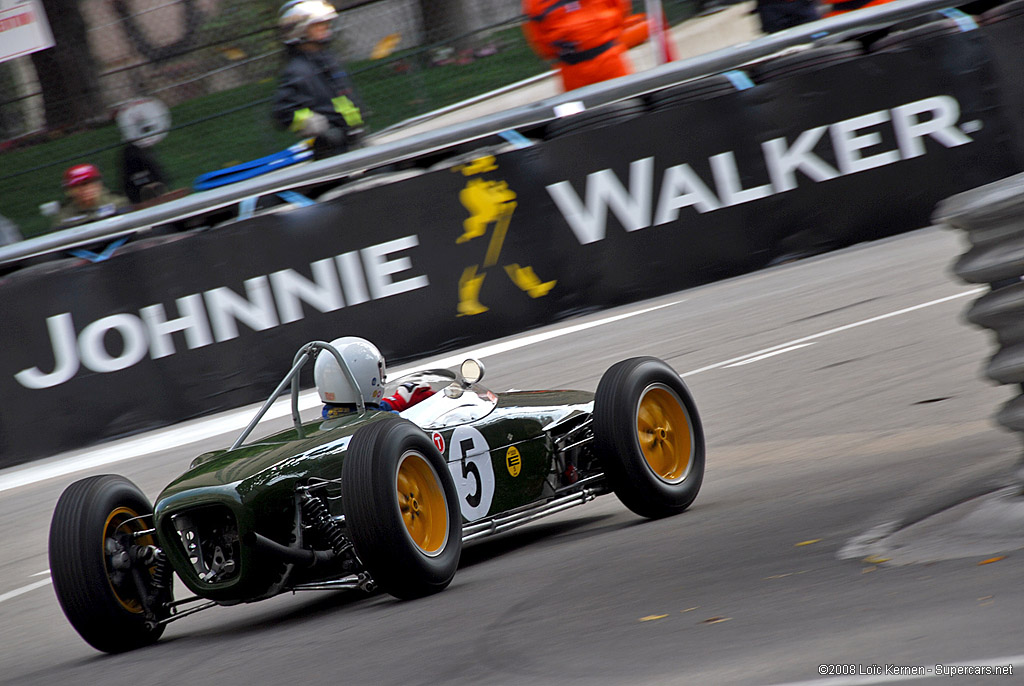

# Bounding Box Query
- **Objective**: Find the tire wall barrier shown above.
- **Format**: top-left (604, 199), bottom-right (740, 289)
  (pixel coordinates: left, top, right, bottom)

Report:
top-left (2, 16), bottom-right (1024, 468)
top-left (936, 170), bottom-right (1024, 475)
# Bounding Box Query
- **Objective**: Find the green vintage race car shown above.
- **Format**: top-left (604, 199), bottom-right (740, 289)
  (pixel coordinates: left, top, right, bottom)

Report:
top-left (48, 340), bottom-right (706, 653)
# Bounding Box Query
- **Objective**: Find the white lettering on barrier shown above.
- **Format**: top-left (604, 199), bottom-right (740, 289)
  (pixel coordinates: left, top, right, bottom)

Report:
top-left (892, 95), bottom-right (972, 158)
top-left (335, 250), bottom-right (370, 305)
top-left (271, 257), bottom-right (344, 325)
top-left (14, 314), bottom-right (79, 389)
top-left (710, 151), bottom-right (773, 206)
top-left (831, 110), bottom-right (900, 175)
top-left (547, 157), bottom-right (653, 245)
top-left (549, 95), bottom-right (976, 245)
top-left (654, 163), bottom-right (719, 226)
top-left (763, 125), bottom-right (838, 193)
top-left (361, 235), bottom-right (429, 299)
top-left (205, 276), bottom-right (279, 343)
top-left (14, 234), bottom-right (429, 390)
top-left (78, 313), bottom-right (149, 374)
top-left (141, 294), bottom-right (213, 359)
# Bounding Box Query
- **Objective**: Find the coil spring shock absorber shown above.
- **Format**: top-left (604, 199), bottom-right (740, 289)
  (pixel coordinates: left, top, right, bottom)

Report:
top-left (139, 548), bottom-right (173, 628)
top-left (151, 549), bottom-right (173, 594)
top-left (301, 492), bottom-right (351, 556)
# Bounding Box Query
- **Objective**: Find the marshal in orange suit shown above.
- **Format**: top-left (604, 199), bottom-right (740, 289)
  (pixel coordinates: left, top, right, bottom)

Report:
top-left (523, 0), bottom-right (646, 92)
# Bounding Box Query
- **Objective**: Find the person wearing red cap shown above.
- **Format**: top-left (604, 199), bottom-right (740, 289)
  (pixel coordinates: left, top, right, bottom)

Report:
top-left (53, 164), bottom-right (129, 230)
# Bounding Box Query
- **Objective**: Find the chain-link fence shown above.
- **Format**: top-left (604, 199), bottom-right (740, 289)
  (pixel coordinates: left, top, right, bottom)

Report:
top-left (0, 0), bottom-right (699, 239)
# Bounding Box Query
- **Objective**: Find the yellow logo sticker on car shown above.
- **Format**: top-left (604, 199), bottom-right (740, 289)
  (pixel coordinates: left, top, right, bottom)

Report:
top-left (506, 446), bottom-right (522, 477)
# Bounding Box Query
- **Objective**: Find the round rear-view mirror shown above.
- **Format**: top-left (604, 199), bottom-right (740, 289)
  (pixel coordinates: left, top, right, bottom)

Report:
top-left (460, 358), bottom-right (485, 384)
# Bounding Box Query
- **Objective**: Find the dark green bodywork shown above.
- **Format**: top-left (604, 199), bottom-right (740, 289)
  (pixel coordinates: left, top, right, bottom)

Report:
top-left (153, 390), bottom-right (595, 601)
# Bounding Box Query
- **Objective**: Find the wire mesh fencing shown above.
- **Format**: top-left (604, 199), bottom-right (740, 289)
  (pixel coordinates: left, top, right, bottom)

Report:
top-left (0, 0), bottom-right (699, 239)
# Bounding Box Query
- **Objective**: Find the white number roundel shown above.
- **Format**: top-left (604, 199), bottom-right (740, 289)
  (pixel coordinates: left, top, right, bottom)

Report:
top-left (447, 426), bottom-right (494, 522)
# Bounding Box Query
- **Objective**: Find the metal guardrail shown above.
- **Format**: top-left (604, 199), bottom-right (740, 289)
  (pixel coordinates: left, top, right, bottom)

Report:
top-left (0, 0), bottom-right (967, 268)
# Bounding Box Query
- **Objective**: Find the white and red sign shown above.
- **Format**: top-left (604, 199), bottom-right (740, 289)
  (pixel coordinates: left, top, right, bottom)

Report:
top-left (0, 0), bottom-right (54, 64)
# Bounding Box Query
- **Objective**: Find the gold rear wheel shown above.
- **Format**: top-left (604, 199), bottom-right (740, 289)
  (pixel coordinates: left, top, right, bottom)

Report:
top-left (636, 384), bottom-right (694, 484)
top-left (594, 357), bottom-right (706, 519)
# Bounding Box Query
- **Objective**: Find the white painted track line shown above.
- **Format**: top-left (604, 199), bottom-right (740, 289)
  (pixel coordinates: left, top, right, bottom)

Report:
top-left (724, 343), bottom-right (816, 368)
top-left (0, 578), bottom-right (52, 605)
top-left (680, 289), bottom-right (983, 378)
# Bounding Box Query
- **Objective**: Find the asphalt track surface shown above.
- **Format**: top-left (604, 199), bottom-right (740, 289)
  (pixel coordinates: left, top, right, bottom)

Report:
top-left (4, 226), bottom-right (1024, 686)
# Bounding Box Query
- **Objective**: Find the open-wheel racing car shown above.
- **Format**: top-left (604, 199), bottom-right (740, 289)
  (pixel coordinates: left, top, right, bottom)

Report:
top-left (49, 338), bottom-right (706, 653)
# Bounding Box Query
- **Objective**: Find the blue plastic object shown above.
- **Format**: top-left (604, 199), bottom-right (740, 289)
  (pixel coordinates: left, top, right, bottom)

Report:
top-left (193, 142), bottom-right (314, 191)
top-left (938, 7), bottom-right (978, 31)
top-left (69, 236), bottom-right (129, 263)
top-left (723, 70), bottom-right (755, 91)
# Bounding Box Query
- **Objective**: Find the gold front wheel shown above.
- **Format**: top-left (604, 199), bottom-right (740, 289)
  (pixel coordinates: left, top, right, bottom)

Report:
top-left (49, 475), bottom-right (168, 653)
top-left (103, 506), bottom-right (155, 613)
top-left (342, 417), bottom-right (463, 600)
top-left (397, 450), bottom-right (450, 556)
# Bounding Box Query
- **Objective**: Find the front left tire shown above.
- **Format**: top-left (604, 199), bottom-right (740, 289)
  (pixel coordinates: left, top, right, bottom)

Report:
top-left (49, 474), bottom-right (171, 653)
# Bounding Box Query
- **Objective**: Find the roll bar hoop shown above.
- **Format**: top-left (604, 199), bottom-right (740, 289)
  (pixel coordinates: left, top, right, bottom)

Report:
top-left (229, 341), bottom-right (363, 450)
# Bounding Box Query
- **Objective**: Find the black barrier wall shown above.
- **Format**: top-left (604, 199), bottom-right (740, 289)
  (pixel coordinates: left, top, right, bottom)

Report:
top-left (1, 21), bottom-right (1023, 467)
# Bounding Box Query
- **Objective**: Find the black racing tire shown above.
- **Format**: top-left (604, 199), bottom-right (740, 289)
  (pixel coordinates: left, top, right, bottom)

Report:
top-left (49, 475), bottom-right (169, 653)
top-left (646, 74), bottom-right (738, 112)
top-left (748, 43), bottom-right (863, 83)
top-left (981, 0), bottom-right (1024, 25)
top-left (342, 417), bottom-right (462, 599)
top-left (594, 357), bottom-right (705, 519)
top-left (869, 19), bottom-right (962, 52)
top-left (544, 98), bottom-right (647, 139)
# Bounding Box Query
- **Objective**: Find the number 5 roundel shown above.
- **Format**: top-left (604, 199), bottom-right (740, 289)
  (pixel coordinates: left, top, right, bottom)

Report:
top-left (447, 426), bottom-right (495, 521)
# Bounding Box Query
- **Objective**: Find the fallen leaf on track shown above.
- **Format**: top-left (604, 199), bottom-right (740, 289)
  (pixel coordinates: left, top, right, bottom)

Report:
top-left (978, 556), bottom-right (1006, 565)
top-left (702, 616), bottom-right (732, 625)
top-left (639, 614), bottom-right (668, 622)
top-left (795, 539), bottom-right (821, 547)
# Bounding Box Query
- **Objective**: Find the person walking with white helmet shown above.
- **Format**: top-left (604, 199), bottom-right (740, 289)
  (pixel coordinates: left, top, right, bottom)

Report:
top-left (272, 1), bottom-right (367, 159)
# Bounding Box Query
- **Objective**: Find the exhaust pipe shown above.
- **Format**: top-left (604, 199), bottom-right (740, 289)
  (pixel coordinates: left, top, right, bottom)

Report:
top-left (248, 532), bottom-right (335, 567)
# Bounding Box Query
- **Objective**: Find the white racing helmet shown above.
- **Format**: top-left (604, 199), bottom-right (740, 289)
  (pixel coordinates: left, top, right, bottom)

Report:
top-left (278, 0), bottom-right (338, 45)
top-left (314, 337), bottom-right (386, 406)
